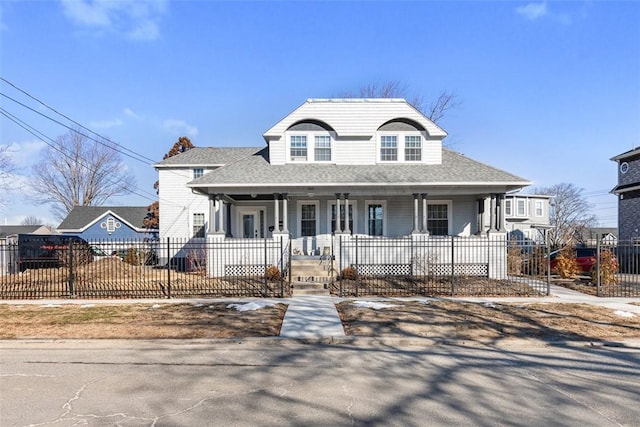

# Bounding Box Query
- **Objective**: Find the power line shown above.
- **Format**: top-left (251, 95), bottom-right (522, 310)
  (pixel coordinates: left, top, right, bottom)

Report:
top-left (1, 77), bottom-right (157, 165)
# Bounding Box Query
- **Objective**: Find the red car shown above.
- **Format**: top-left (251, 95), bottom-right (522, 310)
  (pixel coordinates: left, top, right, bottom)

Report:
top-left (549, 247), bottom-right (598, 273)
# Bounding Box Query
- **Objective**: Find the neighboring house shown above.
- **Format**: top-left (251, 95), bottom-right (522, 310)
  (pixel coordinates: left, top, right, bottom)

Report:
top-left (155, 98), bottom-right (531, 276)
top-left (504, 193), bottom-right (551, 243)
top-left (576, 227), bottom-right (618, 247)
top-left (57, 206), bottom-right (158, 242)
top-left (611, 147), bottom-right (640, 242)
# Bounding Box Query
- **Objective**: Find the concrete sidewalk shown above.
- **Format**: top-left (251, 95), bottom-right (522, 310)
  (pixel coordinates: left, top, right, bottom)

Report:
top-left (279, 295), bottom-right (345, 338)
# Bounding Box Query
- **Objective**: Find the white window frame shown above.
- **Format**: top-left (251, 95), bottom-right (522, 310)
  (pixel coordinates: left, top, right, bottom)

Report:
top-left (296, 200), bottom-right (319, 238)
top-left (504, 199), bottom-right (513, 217)
top-left (427, 200), bottom-right (453, 236)
top-left (516, 198), bottom-right (527, 217)
top-left (327, 201), bottom-right (357, 234)
top-left (289, 134), bottom-right (308, 161)
top-left (191, 212), bottom-right (206, 238)
top-left (379, 135), bottom-right (398, 162)
top-left (314, 135), bottom-right (332, 162)
top-left (193, 168), bottom-right (204, 179)
top-left (404, 135), bottom-right (422, 161)
top-left (365, 200), bottom-right (387, 236)
top-left (534, 200), bottom-right (544, 217)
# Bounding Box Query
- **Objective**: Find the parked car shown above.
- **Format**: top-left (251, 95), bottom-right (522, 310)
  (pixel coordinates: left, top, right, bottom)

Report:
top-left (549, 247), bottom-right (599, 273)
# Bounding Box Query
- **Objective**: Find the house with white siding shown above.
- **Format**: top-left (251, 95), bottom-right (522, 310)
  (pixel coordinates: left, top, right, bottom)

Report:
top-left (504, 193), bottom-right (551, 242)
top-left (154, 98), bottom-right (531, 277)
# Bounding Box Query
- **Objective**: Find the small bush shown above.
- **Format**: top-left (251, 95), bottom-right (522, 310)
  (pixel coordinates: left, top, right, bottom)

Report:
top-left (123, 248), bottom-right (145, 266)
top-left (340, 266), bottom-right (357, 280)
top-left (507, 246), bottom-right (523, 275)
top-left (265, 265), bottom-right (281, 281)
top-left (556, 247), bottom-right (580, 278)
top-left (592, 249), bottom-right (619, 285)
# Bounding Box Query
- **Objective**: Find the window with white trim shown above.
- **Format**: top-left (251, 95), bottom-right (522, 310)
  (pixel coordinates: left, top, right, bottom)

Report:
top-left (192, 213), bottom-right (205, 238)
top-left (404, 135), bottom-right (422, 161)
top-left (290, 135), bottom-right (307, 161)
top-left (300, 203), bottom-right (317, 237)
top-left (535, 200), bottom-right (543, 217)
top-left (314, 135), bottom-right (331, 161)
top-left (193, 168), bottom-right (204, 179)
top-left (516, 199), bottom-right (527, 217)
top-left (504, 199), bottom-right (512, 217)
top-left (427, 204), bottom-right (449, 236)
top-left (380, 136), bottom-right (397, 161)
top-left (367, 203), bottom-right (384, 236)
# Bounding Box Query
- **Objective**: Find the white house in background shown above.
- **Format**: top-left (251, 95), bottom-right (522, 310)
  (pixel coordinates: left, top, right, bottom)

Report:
top-left (154, 98), bottom-right (532, 277)
top-left (503, 193), bottom-right (552, 242)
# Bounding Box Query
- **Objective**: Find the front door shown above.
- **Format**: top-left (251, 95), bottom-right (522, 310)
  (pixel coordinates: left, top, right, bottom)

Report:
top-left (237, 207), bottom-right (264, 239)
top-left (242, 213), bottom-right (257, 238)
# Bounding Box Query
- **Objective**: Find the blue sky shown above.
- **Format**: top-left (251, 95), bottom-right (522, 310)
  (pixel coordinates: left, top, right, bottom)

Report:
top-left (1, 0), bottom-right (638, 227)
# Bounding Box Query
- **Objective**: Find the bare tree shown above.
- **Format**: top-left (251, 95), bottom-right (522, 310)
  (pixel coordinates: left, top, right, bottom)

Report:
top-left (0, 144), bottom-right (14, 207)
top-left (341, 81), bottom-right (460, 123)
top-left (533, 183), bottom-right (598, 248)
top-left (144, 136), bottom-right (195, 229)
top-left (31, 129), bottom-right (135, 220)
top-left (21, 216), bottom-right (43, 226)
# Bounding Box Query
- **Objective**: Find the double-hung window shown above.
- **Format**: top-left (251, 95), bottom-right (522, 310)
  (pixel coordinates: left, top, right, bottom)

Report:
top-left (535, 200), bottom-right (543, 217)
top-left (404, 135), bottom-right (422, 161)
top-left (516, 199), bottom-right (527, 217)
top-left (290, 135), bottom-right (307, 161)
top-left (380, 136), bottom-right (397, 161)
top-left (504, 200), bottom-right (512, 216)
top-left (192, 213), bottom-right (205, 238)
top-left (193, 168), bottom-right (204, 179)
top-left (427, 204), bottom-right (449, 236)
top-left (314, 135), bottom-right (331, 161)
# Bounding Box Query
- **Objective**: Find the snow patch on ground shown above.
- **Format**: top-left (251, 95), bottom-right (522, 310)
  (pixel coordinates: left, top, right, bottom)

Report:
top-left (42, 304), bottom-right (61, 308)
top-left (614, 310), bottom-right (635, 318)
top-left (353, 301), bottom-right (397, 310)
top-left (227, 301), bottom-right (276, 312)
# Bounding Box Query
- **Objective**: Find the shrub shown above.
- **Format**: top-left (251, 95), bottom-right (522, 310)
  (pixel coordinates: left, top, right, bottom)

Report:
top-left (56, 240), bottom-right (93, 269)
top-left (340, 266), bottom-right (357, 280)
top-left (123, 248), bottom-right (145, 266)
top-left (265, 265), bottom-right (281, 281)
top-left (507, 245), bottom-right (523, 275)
top-left (592, 249), bottom-right (619, 285)
top-left (555, 246), bottom-right (580, 278)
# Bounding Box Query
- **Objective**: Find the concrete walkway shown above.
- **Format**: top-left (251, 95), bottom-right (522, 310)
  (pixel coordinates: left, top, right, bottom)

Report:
top-left (279, 295), bottom-right (345, 338)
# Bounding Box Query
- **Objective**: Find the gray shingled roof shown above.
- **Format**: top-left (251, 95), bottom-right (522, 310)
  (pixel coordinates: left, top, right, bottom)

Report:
top-left (0, 225), bottom-right (49, 238)
top-left (186, 147), bottom-right (530, 188)
top-left (58, 206), bottom-right (154, 230)
top-left (154, 147), bottom-right (261, 167)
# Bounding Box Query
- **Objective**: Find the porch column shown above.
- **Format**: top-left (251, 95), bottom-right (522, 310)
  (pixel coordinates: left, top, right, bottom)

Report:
top-left (334, 193), bottom-right (342, 233)
top-left (273, 193), bottom-right (280, 233)
top-left (421, 193), bottom-right (428, 233)
top-left (497, 194), bottom-right (506, 232)
top-left (477, 198), bottom-right (485, 235)
top-left (343, 193), bottom-right (350, 234)
top-left (281, 193), bottom-right (289, 233)
top-left (412, 193), bottom-right (420, 233)
top-left (217, 194), bottom-right (225, 234)
top-left (208, 195), bottom-right (216, 235)
top-left (489, 194), bottom-right (497, 231)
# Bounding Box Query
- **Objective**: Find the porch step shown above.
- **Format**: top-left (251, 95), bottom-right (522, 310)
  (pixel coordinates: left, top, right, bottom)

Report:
top-left (290, 257), bottom-right (336, 280)
top-left (291, 281), bottom-right (331, 296)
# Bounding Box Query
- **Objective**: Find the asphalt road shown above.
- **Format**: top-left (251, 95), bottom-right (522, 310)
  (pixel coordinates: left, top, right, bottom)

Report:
top-left (1, 339), bottom-right (639, 426)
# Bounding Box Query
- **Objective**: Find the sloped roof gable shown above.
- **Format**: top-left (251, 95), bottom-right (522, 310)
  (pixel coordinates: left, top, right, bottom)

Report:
top-left (58, 206), bottom-right (155, 232)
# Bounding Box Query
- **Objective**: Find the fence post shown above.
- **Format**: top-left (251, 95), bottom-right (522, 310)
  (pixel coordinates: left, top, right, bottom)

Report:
top-left (167, 237), bottom-right (171, 299)
top-left (450, 237), bottom-right (455, 296)
top-left (264, 238), bottom-right (268, 296)
top-left (596, 238), bottom-right (601, 297)
top-left (68, 242), bottom-right (75, 298)
top-left (339, 235), bottom-right (343, 297)
top-left (546, 234), bottom-right (551, 296)
top-left (355, 235), bottom-right (359, 298)
top-left (279, 236), bottom-right (284, 298)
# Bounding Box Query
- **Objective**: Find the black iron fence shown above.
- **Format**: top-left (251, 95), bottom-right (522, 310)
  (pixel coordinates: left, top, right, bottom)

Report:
top-left (0, 236), bottom-right (291, 299)
top-left (1, 234), bottom-right (639, 299)
top-left (331, 235), bottom-right (640, 298)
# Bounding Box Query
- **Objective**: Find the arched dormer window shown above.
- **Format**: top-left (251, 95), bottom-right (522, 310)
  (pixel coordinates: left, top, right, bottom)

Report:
top-left (377, 119), bottom-right (425, 163)
top-left (286, 120), bottom-right (335, 163)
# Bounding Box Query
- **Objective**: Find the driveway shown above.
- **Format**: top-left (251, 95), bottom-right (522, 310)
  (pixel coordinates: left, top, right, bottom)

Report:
top-left (2, 339), bottom-right (639, 426)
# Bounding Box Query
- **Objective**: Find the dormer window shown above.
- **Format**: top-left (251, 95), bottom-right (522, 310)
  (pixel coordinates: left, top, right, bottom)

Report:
top-left (290, 135), bottom-right (308, 161)
top-left (380, 136), bottom-right (398, 161)
top-left (314, 136), bottom-right (332, 161)
top-left (405, 135), bottom-right (422, 161)
top-left (193, 168), bottom-right (204, 179)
